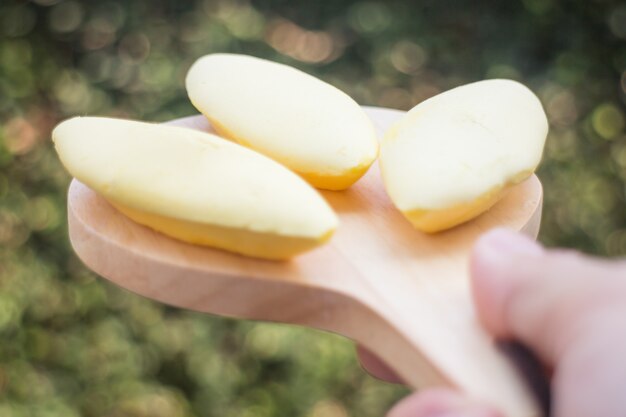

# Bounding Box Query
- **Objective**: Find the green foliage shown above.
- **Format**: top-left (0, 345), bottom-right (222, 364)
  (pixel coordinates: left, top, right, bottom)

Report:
top-left (0, 0), bottom-right (625, 415)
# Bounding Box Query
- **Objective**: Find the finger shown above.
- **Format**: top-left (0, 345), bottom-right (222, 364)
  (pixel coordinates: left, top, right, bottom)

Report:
top-left (356, 345), bottom-right (403, 383)
top-left (470, 228), bottom-right (626, 417)
top-left (387, 389), bottom-right (502, 417)
top-left (470, 228), bottom-right (544, 344)
top-left (553, 309), bottom-right (626, 417)
top-left (470, 228), bottom-right (626, 362)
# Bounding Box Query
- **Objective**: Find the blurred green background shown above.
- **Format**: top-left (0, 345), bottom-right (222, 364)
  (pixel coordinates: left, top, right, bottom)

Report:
top-left (1, 0), bottom-right (625, 416)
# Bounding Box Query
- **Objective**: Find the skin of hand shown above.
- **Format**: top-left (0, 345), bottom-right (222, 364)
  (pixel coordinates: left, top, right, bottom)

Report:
top-left (358, 228), bottom-right (626, 417)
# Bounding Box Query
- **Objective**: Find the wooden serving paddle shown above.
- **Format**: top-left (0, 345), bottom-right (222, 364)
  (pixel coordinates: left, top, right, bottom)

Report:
top-left (67, 106), bottom-right (544, 417)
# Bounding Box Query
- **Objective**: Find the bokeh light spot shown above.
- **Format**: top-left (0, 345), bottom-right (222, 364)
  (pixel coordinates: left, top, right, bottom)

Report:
top-left (119, 33), bottom-right (151, 62)
top-left (390, 41), bottom-right (427, 75)
top-left (82, 18), bottom-right (118, 50)
top-left (245, 325), bottom-right (281, 358)
top-left (266, 19), bottom-right (337, 64)
top-left (53, 71), bottom-right (93, 113)
top-left (139, 55), bottom-right (174, 88)
top-left (546, 89), bottom-right (578, 127)
top-left (217, 2), bottom-right (266, 40)
top-left (48, 1), bottom-right (84, 34)
top-left (348, 2), bottom-right (391, 34)
top-left (608, 5), bottom-right (626, 39)
top-left (3, 118), bottom-right (39, 155)
top-left (308, 400), bottom-right (348, 417)
top-left (25, 196), bottom-right (61, 231)
top-left (592, 103), bottom-right (625, 139)
top-left (0, 40), bottom-right (33, 71)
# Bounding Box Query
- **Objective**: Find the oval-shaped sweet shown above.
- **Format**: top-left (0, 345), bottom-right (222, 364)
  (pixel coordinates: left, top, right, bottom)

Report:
top-left (53, 117), bottom-right (339, 259)
top-left (185, 53), bottom-right (378, 190)
top-left (380, 79), bottom-right (548, 233)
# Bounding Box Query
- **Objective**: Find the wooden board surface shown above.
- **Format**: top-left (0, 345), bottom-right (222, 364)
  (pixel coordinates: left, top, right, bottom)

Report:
top-left (68, 106), bottom-right (544, 417)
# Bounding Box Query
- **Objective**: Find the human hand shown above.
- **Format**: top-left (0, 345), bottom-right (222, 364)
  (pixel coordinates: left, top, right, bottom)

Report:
top-left (359, 228), bottom-right (626, 417)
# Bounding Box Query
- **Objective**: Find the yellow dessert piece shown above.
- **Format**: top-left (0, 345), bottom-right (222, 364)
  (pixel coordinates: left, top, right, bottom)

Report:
top-left (207, 115), bottom-right (374, 191)
top-left (53, 117), bottom-right (339, 259)
top-left (380, 79), bottom-right (548, 233)
top-left (110, 202), bottom-right (333, 260)
top-left (186, 53), bottom-right (378, 190)
top-left (298, 163), bottom-right (373, 191)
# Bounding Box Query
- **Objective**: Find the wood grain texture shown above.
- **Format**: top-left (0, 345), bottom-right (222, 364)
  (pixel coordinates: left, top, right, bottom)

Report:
top-left (68, 106), bottom-right (544, 417)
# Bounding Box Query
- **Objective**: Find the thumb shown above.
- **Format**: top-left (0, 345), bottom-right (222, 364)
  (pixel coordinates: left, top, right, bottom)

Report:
top-left (470, 228), bottom-right (626, 417)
